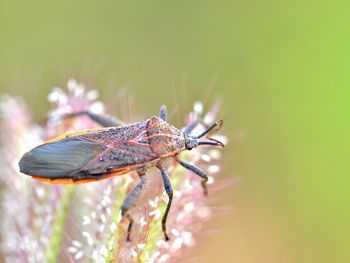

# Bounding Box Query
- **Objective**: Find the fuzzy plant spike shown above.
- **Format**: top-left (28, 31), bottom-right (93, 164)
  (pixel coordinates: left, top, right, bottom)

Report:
top-left (0, 79), bottom-right (228, 263)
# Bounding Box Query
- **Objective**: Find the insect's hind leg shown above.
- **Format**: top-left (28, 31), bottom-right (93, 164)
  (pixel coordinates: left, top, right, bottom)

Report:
top-left (157, 165), bottom-right (173, 241)
top-left (159, 105), bottom-right (167, 121)
top-left (177, 159), bottom-right (208, 196)
top-left (64, 110), bottom-right (124, 127)
top-left (121, 171), bottom-right (148, 241)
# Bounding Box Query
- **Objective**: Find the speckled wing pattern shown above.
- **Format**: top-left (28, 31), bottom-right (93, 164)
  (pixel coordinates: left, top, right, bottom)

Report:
top-left (77, 119), bottom-right (158, 175)
top-left (19, 119), bottom-right (158, 184)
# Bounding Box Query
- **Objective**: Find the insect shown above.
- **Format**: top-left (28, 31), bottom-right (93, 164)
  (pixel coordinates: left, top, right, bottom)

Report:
top-left (18, 105), bottom-right (224, 241)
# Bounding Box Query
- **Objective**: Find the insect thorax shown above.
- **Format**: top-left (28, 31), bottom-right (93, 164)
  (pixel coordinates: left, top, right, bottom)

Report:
top-left (146, 116), bottom-right (186, 157)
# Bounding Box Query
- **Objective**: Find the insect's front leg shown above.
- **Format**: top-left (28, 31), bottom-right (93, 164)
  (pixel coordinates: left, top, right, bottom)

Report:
top-left (177, 159), bottom-right (209, 196)
top-left (159, 105), bottom-right (167, 121)
top-left (182, 120), bottom-right (200, 135)
top-left (121, 171), bottom-right (148, 241)
top-left (64, 110), bottom-right (124, 127)
top-left (157, 164), bottom-right (173, 241)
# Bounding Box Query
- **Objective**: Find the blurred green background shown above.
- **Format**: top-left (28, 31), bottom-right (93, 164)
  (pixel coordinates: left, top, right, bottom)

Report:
top-left (0, 1), bottom-right (348, 262)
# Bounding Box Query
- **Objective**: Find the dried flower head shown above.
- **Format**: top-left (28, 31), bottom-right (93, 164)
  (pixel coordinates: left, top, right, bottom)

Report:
top-left (0, 79), bottom-right (228, 263)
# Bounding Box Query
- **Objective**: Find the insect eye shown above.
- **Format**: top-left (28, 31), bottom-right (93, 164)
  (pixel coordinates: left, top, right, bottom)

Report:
top-left (185, 137), bottom-right (197, 150)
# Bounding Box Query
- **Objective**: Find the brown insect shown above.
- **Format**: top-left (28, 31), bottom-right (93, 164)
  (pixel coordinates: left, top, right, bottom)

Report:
top-left (18, 105), bottom-right (224, 241)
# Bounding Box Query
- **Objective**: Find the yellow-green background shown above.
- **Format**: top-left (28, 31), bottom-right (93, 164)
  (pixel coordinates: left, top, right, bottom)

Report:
top-left (0, 1), bottom-right (348, 262)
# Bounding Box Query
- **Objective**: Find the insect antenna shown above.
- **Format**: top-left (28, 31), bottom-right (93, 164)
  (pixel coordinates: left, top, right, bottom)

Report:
top-left (198, 137), bottom-right (225, 147)
top-left (196, 120), bottom-right (223, 139)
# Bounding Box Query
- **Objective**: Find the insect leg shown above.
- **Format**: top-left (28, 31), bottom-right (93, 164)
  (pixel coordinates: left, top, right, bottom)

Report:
top-left (159, 105), bottom-right (167, 121)
top-left (157, 165), bottom-right (173, 241)
top-left (182, 120), bottom-right (200, 135)
top-left (121, 173), bottom-right (148, 241)
top-left (178, 160), bottom-right (208, 196)
top-left (64, 110), bottom-right (124, 127)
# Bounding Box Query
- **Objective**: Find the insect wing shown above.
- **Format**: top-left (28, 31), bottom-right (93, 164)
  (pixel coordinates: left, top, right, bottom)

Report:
top-left (19, 137), bottom-right (106, 178)
top-left (91, 142), bottom-right (157, 172)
